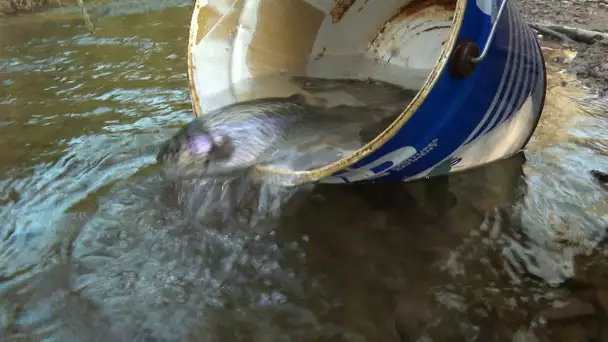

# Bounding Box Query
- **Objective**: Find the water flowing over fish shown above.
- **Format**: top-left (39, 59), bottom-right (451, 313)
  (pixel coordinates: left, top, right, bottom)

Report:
top-left (156, 78), bottom-right (418, 181)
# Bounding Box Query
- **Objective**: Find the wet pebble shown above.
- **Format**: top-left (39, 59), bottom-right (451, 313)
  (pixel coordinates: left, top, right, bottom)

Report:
top-left (553, 56), bottom-right (566, 64)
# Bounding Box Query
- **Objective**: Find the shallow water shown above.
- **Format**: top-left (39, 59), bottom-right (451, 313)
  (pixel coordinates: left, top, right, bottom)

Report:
top-left (0, 3), bottom-right (607, 342)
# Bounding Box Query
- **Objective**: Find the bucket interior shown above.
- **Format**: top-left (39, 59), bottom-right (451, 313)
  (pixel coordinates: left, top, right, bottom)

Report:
top-left (304, 0), bottom-right (456, 91)
top-left (189, 0), bottom-right (460, 183)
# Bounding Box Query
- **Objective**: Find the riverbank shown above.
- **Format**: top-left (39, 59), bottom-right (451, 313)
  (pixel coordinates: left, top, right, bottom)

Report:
top-left (0, 0), bottom-right (59, 14)
top-left (515, 0), bottom-right (608, 92)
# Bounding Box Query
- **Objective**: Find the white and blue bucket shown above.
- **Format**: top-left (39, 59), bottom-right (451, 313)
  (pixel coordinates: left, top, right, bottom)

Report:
top-left (187, 0), bottom-right (546, 185)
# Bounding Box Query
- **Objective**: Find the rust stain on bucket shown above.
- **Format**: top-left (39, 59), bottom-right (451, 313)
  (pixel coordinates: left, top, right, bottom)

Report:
top-left (390, 0), bottom-right (457, 21)
top-left (331, 0), bottom-right (356, 23)
top-left (187, 0), bottom-right (472, 185)
top-left (366, 0), bottom-right (456, 54)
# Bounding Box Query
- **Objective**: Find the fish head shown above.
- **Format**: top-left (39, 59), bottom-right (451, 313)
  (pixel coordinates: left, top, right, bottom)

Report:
top-left (157, 119), bottom-right (234, 180)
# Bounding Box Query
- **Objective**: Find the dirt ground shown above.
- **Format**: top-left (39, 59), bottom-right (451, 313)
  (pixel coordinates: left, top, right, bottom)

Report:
top-left (515, 0), bottom-right (608, 93)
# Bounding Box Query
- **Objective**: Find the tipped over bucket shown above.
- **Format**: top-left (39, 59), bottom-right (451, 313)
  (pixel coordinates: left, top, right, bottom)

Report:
top-left (186, 0), bottom-right (547, 185)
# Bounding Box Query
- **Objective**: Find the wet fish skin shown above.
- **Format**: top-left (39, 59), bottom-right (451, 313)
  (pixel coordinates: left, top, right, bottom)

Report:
top-left (157, 79), bottom-right (417, 181)
top-left (157, 94), bottom-right (321, 181)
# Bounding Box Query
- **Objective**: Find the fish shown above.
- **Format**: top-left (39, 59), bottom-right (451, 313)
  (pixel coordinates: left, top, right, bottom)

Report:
top-left (157, 78), bottom-right (418, 181)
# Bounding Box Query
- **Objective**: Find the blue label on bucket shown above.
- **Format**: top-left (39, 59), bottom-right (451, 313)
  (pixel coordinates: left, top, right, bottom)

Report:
top-left (326, 0), bottom-right (545, 184)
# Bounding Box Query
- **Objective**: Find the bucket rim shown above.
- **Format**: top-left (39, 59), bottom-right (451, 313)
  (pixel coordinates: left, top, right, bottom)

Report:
top-left (186, 0), bottom-right (467, 185)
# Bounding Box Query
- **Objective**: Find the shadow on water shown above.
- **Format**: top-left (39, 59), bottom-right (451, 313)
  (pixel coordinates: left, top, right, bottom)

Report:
top-left (0, 2), bottom-right (607, 342)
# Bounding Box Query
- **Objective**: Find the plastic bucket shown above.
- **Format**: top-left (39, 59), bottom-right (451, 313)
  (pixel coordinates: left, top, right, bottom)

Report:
top-left (186, 0), bottom-right (547, 185)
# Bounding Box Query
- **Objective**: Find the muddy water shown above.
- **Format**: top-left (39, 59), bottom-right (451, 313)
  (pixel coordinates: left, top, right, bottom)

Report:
top-left (1, 3), bottom-right (607, 342)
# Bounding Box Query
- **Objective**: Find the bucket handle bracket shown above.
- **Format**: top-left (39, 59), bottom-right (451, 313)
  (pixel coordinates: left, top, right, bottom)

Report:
top-left (449, 0), bottom-right (508, 78)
